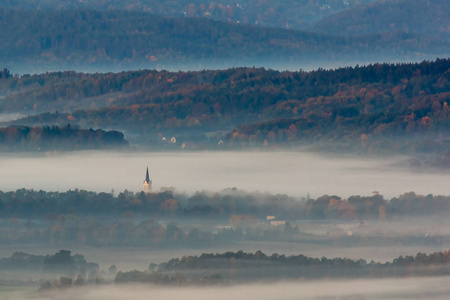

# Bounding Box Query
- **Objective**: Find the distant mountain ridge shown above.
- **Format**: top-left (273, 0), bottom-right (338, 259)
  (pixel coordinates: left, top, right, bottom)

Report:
top-left (0, 8), bottom-right (447, 74)
top-left (311, 0), bottom-right (450, 39)
top-left (0, 0), bottom-right (377, 30)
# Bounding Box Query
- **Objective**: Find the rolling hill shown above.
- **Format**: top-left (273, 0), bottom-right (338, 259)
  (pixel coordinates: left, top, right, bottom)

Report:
top-left (311, 0), bottom-right (450, 39)
top-left (0, 0), bottom-right (377, 30)
top-left (1, 59), bottom-right (450, 165)
top-left (0, 8), bottom-right (447, 74)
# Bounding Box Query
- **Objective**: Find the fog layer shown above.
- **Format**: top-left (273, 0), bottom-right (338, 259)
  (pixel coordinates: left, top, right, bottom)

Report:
top-left (4, 277), bottom-right (450, 300)
top-left (0, 151), bottom-right (448, 198)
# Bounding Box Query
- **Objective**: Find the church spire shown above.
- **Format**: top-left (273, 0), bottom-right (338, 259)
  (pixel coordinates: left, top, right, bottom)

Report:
top-left (145, 167), bottom-right (150, 183)
top-left (143, 167), bottom-right (152, 193)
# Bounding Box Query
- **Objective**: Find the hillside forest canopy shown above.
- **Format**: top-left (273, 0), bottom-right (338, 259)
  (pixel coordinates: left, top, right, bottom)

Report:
top-left (0, 59), bottom-right (449, 166)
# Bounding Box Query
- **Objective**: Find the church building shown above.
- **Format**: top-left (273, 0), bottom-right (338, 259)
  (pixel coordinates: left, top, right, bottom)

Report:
top-left (143, 167), bottom-right (152, 193)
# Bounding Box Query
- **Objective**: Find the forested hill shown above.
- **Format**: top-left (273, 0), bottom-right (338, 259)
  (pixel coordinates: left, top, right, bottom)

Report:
top-left (125, 250), bottom-right (450, 282)
top-left (1, 59), bottom-right (450, 163)
top-left (311, 0), bottom-right (450, 39)
top-left (0, 8), bottom-right (446, 73)
top-left (0, 125), bottom-right (128, 151)
top-left (0, 0), bottom-right (377, 30)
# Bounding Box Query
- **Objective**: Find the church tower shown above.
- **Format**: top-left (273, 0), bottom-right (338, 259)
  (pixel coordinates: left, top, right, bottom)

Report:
top-left (143, 167), bottom-right (152, 193)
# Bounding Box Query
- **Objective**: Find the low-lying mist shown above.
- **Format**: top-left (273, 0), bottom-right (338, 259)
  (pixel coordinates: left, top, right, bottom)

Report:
top-left (9, 55), bottom-right (442, 76)
top-left (4, 277), bottom-right (450, 300)
top-left (0, 113), bottom-right (27, 123)
top-left (1, 150), bottom-right (449, 199)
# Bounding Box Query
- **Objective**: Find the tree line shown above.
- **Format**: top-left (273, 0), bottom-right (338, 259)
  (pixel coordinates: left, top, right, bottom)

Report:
top-left (115, 249), bottom-right (450, 284)
top-left (0, 249), bottom-right (99, 275)
top-left (4, 248), bottom-right (450, 287)
top-left (0, 250), bottom-right (105, 289)
top-left (1, 188), bottom-right (450, 221)
top-left (0, 124), bottom-right (128, 151)
top-left (2, 189), bottom-right (449, 248)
